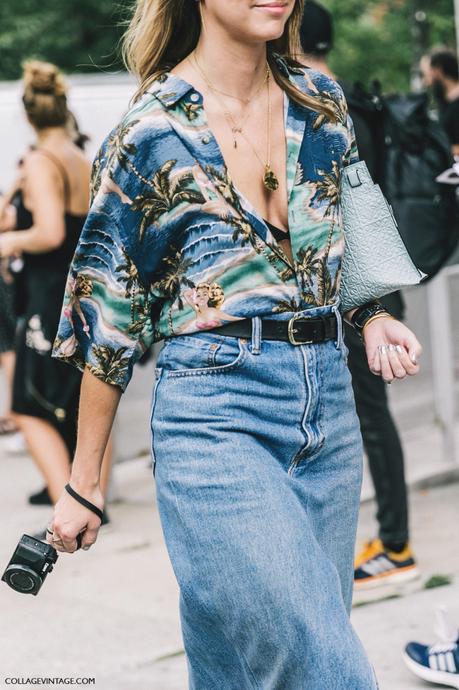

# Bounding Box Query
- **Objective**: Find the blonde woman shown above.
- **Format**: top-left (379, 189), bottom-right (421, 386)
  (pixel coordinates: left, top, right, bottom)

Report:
top-left (48, 1), bottom-right (421, 687)
top-left (0, 62), bottom-right (110, 531)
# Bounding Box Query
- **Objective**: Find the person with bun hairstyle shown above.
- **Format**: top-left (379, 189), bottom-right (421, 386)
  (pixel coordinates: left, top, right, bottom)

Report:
top-left (46, 2), bottom-right (421, 687)
top-left (0, 61), bottom-right (110, 532)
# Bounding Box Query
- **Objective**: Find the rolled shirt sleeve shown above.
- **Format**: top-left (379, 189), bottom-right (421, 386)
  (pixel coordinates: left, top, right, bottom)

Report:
top-left (52, 132), bottom-right (155, 392)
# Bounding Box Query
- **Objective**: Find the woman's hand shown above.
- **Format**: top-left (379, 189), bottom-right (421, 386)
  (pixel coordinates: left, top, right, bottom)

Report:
top-left (46, 483), bottom-right (105, 554)
top-left (0, 232), bottom-right (20, 258)
top-left (363, 316), bottom-right (422, 383)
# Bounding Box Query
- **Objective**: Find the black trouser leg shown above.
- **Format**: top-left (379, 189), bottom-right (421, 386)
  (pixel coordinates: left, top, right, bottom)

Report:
top-left (345, 324), bottom-right (409, 547)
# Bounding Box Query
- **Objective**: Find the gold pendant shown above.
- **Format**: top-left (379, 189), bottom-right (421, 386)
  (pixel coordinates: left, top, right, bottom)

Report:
top-left (263, 165), bottom-right (279, 192)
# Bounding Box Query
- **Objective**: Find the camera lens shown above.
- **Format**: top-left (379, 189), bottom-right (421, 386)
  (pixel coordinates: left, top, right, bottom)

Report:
top-left (10, 571), bottom-right (35, 591)
top-left (4, 565), bottom-right (40, 594)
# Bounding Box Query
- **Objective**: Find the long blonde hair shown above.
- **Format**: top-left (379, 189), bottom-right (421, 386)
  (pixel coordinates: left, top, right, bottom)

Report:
top-left (122, 0), bottom-right (336, 121)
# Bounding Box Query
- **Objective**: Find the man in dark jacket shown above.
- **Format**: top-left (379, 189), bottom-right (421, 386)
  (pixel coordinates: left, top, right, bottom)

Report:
top-left (298, 0), bottom-right (419, 598)
top-left (421, 49), bottom-right (459, 157)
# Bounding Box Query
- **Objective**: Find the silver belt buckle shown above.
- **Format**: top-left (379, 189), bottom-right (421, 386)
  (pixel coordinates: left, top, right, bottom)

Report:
top-left (287, 314), bottom-right (313, 346)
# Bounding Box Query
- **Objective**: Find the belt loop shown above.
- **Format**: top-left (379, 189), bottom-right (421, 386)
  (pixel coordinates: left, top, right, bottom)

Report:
top-left (251, 317), bottom-right (262, 355)
top-left (333, 304), bottom-right (343, 350)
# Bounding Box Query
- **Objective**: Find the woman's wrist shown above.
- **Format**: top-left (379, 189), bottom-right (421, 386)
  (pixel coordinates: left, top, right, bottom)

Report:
top-left (351, 301), bottom-right (391, 337)
top-left (69, 472), bottom-right (101, 494)
top-left (361, 312), bottom-right (394, 337)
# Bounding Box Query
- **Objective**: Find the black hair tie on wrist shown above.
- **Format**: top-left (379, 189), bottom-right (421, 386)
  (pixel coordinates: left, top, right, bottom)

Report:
top-left (64, 484), bottom-right (104, 523)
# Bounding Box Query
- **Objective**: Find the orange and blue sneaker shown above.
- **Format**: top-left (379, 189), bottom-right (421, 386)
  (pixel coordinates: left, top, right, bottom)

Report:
top-left (354, 538), bottom-right (420, 592)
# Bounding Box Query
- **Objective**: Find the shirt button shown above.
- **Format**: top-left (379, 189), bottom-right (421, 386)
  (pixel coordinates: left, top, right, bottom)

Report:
top-left (202, 136), bottom-right (210, 145)
top-left (190, 93), bottom-right (200, 102)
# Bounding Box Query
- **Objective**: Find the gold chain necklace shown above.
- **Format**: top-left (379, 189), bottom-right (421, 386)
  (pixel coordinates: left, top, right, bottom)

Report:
top-left (192, 55), bottom-right (279, 192)
top-left (192, 54), bottom-right (266, 148)
top-left (239, 69), bottom-right (279, 192)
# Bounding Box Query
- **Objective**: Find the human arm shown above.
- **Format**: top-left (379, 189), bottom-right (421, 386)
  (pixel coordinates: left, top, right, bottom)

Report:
top-left (0, 153), bottom-right (65, 256)
top-left (47, 369), bottom-right (121, 553)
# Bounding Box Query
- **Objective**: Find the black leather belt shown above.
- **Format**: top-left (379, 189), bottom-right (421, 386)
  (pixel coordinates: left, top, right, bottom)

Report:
top-left (213, 314), bottom-right (338, 345)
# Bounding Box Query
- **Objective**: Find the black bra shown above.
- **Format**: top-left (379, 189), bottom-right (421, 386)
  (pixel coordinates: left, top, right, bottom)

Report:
top-left (264, 219), bottom-right (290, 243)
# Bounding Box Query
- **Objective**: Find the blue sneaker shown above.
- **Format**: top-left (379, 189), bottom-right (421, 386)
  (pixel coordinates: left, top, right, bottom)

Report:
top-left (404, 639), bottom-right (459, 688)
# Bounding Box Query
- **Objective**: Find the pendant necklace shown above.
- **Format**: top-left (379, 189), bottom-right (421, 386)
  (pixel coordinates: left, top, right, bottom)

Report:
top-left (192, 55), bottom-right (279, 192)
top-left (241, 68), bottom-right (279, 192)
top-left (192, 54), bottom-right (267, 149)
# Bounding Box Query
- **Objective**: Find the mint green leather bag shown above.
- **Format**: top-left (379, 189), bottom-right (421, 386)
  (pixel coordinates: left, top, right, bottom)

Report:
top-left (339, 160), bottom-right (426, 313)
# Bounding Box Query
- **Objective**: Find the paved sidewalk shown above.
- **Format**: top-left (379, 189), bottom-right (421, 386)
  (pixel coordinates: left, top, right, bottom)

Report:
top-left (0, 435), bottom-right (458, 690)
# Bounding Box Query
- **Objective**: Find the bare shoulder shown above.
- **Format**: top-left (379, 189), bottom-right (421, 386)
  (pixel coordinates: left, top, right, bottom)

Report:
top-left (22, 149), bottom-right (59, 185)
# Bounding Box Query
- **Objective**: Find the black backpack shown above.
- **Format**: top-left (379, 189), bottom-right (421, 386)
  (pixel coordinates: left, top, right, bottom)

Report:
top-left (345, 83), bottom-right (459, 279)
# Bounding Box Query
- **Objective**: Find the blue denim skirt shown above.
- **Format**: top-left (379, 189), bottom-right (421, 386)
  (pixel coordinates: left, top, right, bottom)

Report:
top-left (151, 305), bottom-right (378, 690)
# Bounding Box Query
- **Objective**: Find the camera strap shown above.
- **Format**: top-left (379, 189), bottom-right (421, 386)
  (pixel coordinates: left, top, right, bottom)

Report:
top-left (64, 484), bottom-right (104, 523)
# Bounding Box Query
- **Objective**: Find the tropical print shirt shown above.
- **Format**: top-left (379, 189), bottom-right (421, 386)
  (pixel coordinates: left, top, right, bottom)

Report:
top-left (53, 56), bottom-right (358, 391)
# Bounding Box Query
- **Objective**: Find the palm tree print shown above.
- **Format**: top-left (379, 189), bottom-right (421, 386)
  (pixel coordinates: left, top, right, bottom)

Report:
top-left (295, 246), bottom-right (321, 293)
top-left (314, 160), bottom-right (341, 218)
top-left (273, 298), bottom-right (303, 314)
top-left (229, 218), bottom-right (260, 251)
top-left (115, 249), bottom-right (141, 298)
top-left (152, 247), bottom-right (195, 309)
top-left (312, 90), bottom-right (348, 132)
top-left (89, 345), bottom-right (131, 386)
top-left (90, 152), bottom-right (104, 202)
top-left (316, 257), bottom-right (339, 306)
top-left (128, 298), bottom-right (151, 336)
top-left (204, 165), bottom-right (244, 216)
top-left (107, 120), bottom-right (140, 171)
top-left (130, 160), bottom-right (206, 240)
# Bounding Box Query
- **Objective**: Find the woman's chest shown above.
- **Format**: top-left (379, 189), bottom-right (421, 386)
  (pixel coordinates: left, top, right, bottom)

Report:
top-left (203, 92), bottom-right (289, 231)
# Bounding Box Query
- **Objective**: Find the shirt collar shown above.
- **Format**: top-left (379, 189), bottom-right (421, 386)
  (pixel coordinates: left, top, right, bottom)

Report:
top-left (150, 71), bottom-right (201, 109)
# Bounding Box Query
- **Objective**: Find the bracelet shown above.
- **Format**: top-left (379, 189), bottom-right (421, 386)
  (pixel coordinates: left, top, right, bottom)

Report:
top-left (362, 313), bottom-right (394, 335)
top-left (64, 484), bottom-right (104, 522)
top-left (351, 301), bottom-right (390, 337)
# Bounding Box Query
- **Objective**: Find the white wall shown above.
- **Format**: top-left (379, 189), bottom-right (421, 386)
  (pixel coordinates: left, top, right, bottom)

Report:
top-left (0, 73), bottom-right (136, 191)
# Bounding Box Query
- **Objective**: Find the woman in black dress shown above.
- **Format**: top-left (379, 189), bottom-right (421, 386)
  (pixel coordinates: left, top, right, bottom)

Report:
top-left (0, 61), bottom-right (90, 512)
top-left (0, 241), bottom-right (17, 435)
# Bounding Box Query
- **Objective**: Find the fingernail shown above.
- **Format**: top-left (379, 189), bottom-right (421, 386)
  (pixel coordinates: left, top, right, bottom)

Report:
top-left (396, 345), bottom-right (403, 354)
top-left (388, 344), bottom-right (396, 352)
top-left (411, 355), bottom-right (417, 364)
top-left (82, 546), bottom-right (90, 551)
top-left (379, 345), bottom-right (387, 354)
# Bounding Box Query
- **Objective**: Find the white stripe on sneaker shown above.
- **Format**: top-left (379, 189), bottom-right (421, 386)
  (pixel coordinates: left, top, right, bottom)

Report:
top-left (430, 654), bottom-right (439, 671)
top-left (446, 652), bottom-right (457, 673)
top-left (438, 654), bottom-right (447, 672)
top-left (362, 555), bottom-right (394, 576)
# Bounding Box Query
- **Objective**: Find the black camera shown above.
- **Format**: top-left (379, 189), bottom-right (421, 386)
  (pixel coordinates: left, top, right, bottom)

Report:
top-left (2, 534), bottom-right (58, 595)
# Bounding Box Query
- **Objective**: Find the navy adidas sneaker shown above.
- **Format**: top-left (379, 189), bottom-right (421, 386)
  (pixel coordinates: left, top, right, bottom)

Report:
top-left (404, 609), bottom-right (459, 689)
top-left (404, 639), bottom-right (459, 688)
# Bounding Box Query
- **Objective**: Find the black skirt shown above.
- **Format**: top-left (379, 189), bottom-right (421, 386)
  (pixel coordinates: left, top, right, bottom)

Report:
top-left (12, 268), bottom-right (81, 457)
